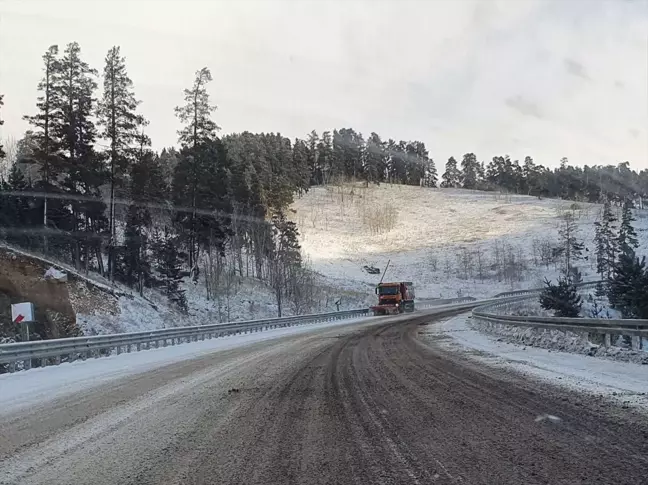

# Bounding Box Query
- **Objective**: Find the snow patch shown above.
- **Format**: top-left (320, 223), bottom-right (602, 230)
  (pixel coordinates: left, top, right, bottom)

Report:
top-left (424, 314), bottom-right (648, 410)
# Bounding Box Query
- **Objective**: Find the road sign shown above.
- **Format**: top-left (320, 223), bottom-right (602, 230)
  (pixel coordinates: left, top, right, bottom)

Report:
top-left (11, 302), bottom-right (34, 324)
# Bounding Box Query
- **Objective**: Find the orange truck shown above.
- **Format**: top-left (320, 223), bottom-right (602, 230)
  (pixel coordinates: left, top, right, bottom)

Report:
top-left (370, 281), bottom-right (415, 316)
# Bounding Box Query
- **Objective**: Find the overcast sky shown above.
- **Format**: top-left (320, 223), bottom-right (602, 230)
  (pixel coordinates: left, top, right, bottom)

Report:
top-left (1, 0), bottom-right (647, 169)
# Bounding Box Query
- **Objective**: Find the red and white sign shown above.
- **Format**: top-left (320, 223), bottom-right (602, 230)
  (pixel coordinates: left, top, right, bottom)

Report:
top-left (11, 302), bottom-right (34, 324)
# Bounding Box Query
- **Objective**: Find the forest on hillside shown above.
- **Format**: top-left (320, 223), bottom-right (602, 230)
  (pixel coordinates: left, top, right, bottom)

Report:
top-left (0, 43), bottom-right (647, 319)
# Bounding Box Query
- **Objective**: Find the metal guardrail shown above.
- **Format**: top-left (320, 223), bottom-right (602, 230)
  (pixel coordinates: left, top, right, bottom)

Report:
top-left (0, 308), bottom-right (369, 372)
top-left (418, 297), bottom-right (476, 308)
top-left (472, 281), bottom-right (647, 350)
top-left (2, 279), bottom-right (630, 373)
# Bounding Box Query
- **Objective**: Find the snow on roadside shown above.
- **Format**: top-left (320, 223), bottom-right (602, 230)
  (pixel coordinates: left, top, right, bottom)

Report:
top-left (0, 315), bottom-right (376, 416)
top-left (423, 314), bottom-right (648, 411)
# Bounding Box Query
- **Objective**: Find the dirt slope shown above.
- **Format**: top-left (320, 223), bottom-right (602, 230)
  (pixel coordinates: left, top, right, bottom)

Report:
top-left (0, 248), bottom-right (118, 340)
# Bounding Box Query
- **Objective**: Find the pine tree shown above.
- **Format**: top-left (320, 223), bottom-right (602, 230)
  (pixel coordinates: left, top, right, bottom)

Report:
top-left (317, 131), bottom-right (333, 184)
top-left (55, 42), bottom-right (107, 270)
top-left (269, 211), bottom-right (302, 317)
top-left (539, 277), bottom-right (582, 317)
top-left (175, 67), bottom-right (218, 149)
top-left (441, 156), bottom-right (461, 188)
top-left (292, 138), bottom-right (310, 195)
top-left (153, 232), bottom-right (188, 312)
top-left (172, 139), bottom-right (231, 267)
top-left (608, 252), bottom-right (648, 318)
top-left (424, 156), bottom-right (438, 188)
top-left (97, 46), bottom-right (147, 280)
top-left (173, 68), bottom-right (224, 268)
top-left (557, 212), bottom-right (584, 281)
top-left (1, 164), bottom-right (30, 246)
top-left (593, 200), bottom-right (617, 281)
top-left (306, 130), bottom-right (321, 185)
top-left (365, 132), bottom-right (386, 184)
top-left (460, 152), bottom-right (479, 189)
top-left (122, 135), bottom-right (167, 292)
top-left (22, 45), bottom-right (63, 253)
top-left (332, 128), bottom-right (364, 180)
top-left (617, 199), bottom-right (638, 256)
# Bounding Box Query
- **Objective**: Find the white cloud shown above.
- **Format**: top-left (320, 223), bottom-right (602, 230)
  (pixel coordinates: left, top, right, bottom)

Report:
top-left (0, 0), bottom-right (646, 169)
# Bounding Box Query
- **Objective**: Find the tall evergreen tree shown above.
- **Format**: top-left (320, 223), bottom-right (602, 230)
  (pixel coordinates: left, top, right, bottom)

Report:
top-left (557, 212), bottom-right (584, 281)
top-left (522, 156), bottom-right (540, 195)
top-left (460, 152), bottom-right (479, 189)
top-left (55, 42), bottom-right (106, 270)
top-left (292, 138), bottom-right (310, 195)
top-left (1, 164), bottom-right (30, 246)
top-left (317, 131), bottom-right (333, 184)
top-left (332, 128), bottom-right (364, 180)
top-left (153, 231), bottom-right (188, 312)
top-left (173, 67), bottom-right (224, 268)
top-left (97, 46), bottom-right (147, 280)
top-left (23, 45), bottom-right (62, 253)
top-left (441, 156), bottom-right (461, 188)
top-left (593, 200), bottom-right (617, 281)
top-left (122, 134), bottom-right (167, 292)
top-left (172, 139), bottom-right (231, 267)
top-left (306, 130), bottom-right (321, 185)
top-left (617, 199), bottom-right (638, 256)
top-left (365, 132), bottom-right (386, 184)
top-left (175, 67), bottom-right (218, 149)
top-left (423, 156), bottom-right (438, 188)
top-left (608, 252), bottom-right (648, 318)
top-left (269, 211), bottom-right (301, 317)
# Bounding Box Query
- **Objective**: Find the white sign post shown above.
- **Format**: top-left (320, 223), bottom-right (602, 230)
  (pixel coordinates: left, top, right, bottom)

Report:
top-left (11, 302), bottom-right (35, 341)
top-left (11, 302), bottom-right (35, 370)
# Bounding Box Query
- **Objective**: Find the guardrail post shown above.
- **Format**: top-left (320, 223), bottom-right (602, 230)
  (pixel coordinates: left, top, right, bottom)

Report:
top-left (9, 361), bottom-right (16, 373)
top-left (137, 343), bottom-right (141, 351)
top-left (117, 345), bottom-right (122, 355)
top-left (604, 334), bottom-right (611, 348)
top-left (631, 335), bottom-right (640, 351)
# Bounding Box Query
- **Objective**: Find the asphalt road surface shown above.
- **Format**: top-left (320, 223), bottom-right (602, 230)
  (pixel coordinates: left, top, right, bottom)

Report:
top-left (2, 310), bottom-right (648, 485)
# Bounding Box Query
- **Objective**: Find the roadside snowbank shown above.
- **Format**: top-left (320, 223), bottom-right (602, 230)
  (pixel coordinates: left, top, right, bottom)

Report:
top-left (423, 314), bottom-right (648, 410)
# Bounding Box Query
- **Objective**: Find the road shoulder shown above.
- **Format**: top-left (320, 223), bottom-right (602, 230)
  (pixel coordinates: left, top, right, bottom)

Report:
top-left (421, 313), bottom-right (648, 412)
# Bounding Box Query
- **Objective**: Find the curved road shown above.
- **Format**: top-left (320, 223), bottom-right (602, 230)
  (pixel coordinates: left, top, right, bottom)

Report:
top-left (2, 311), bottom-right (647, 484)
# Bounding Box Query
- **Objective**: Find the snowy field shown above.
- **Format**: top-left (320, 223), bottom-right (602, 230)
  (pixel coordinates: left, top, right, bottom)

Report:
top-left (425, 314), bottom-right (648, 411)
top-left (0, 315), bottom-right (375, 416)
top-left (292, 185), bottom-right (648, 299)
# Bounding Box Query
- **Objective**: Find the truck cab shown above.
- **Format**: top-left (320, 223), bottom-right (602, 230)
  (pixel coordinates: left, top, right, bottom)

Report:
top-left (371, 282), bottom-right (415, 315)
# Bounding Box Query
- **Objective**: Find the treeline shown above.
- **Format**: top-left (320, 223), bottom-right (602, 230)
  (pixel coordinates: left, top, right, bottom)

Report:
top-left (441, 154), bottom-right (648, 206)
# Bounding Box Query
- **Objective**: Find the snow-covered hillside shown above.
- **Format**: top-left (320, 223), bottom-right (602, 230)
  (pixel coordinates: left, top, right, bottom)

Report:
top-left (6, 185), bottom-right (647, 337)
top-left (291, 184), bottom-right (648, 299)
